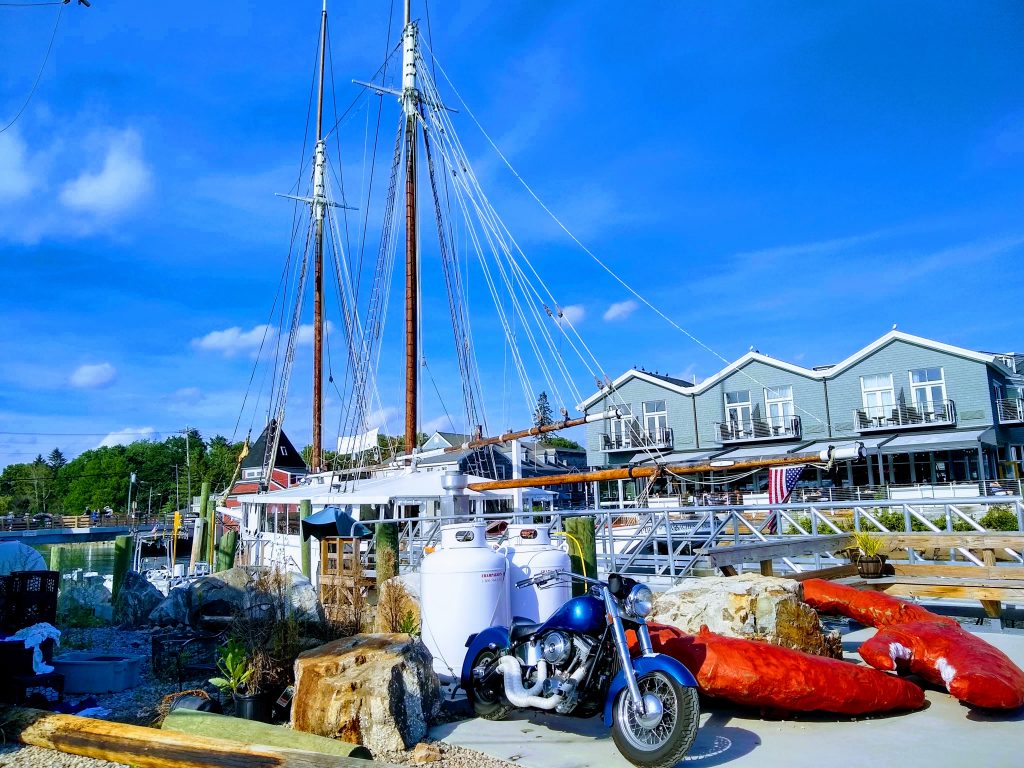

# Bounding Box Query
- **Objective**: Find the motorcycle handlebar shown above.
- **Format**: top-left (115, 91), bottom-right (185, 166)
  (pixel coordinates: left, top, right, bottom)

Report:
top-left (515, 569), bottom-right (603, 590)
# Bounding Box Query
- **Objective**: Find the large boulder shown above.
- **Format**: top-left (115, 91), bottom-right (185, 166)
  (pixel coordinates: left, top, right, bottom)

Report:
top-left (113, 571), bottom-right (164, 628)
top-left (58, 580), bottom-right (112, 617)
top-left (292, 633), bottom-right (440, 755)
top-left (651, 574), bottom-right (841, 658)
top-left (188, 567), bottom-right (324, 628)
top-left (149, 586), bottom-right (191, 627)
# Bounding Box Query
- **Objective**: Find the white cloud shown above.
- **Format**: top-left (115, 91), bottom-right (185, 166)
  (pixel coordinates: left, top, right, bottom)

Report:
top-left (296, 321), bottom-right (336, 346)
top-left (69, 362), bottom-right (116, 389)
top-left (366, 406), bottom-right (398, 429)
top-left (603, 300), bottom-right (638, 322)
top-left (59, 128), bottom-right (152, 217)
top-left (192, 324), bottom-right (275, 357)
top-left (97, 427), bottom-right (155, 449)
top-left (422, 414), bottom-right (456, 434)
top-left (0, 130), bottom-right (36, 203)
top-left (558, 304), bottom-right (586, 326)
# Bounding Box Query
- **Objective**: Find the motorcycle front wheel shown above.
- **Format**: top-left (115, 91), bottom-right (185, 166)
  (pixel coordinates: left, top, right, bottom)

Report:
top-left (611, 671), bottom-right (699, 768)
top-left (466, 647), bottom-right (512, 721)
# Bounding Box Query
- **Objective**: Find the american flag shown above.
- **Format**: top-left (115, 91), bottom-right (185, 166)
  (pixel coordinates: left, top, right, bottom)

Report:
top-left (768, 466), bottom-right (804, 505)
top-left (762, 466), bottom-right (805, 535)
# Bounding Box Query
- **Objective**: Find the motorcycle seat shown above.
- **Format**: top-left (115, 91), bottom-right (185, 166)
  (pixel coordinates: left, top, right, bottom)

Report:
top-left (510, 616), bottom-right (542, 643)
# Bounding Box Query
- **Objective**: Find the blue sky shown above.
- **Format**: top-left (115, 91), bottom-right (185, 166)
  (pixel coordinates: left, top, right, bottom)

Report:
top-left (1, 0), bottom-right (1022, 468)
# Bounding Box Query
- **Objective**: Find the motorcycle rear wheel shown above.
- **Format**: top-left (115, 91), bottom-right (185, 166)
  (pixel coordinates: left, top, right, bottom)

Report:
top-left (611, 671), bottom-right (699, 768)
top-left (467, 648), bottom-right (512, 721)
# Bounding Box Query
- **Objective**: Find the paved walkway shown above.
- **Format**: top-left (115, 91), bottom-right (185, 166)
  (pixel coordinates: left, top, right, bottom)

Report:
top-left (431, 627), bottom-right (1024, 768)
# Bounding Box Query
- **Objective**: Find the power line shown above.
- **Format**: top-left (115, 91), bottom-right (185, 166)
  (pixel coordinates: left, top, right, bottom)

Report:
top-left (0, 2), bottom-right (64, 134)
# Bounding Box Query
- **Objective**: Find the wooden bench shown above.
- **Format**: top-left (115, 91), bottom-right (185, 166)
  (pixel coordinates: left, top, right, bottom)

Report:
top-left (699, 534), bottom-right (853, 577)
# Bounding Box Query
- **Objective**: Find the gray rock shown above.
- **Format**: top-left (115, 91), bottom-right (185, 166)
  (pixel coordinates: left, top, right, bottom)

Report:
top-left (187, 567), bottom-right (324, 628)
top-left (113, 571), bottom-right (164, 628)
top-left (149, 587), bottom-right (192, 626)
top-left (651, 573), bottom-right (841, 658)
top-left (58, 581), bottom-right (112, 616)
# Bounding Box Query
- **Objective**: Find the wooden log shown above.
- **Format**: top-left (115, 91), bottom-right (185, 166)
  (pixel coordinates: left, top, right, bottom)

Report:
top-left (0, 706), bottom-right (384, 768)
top-left (789, 564), bottom-right (858, 582)
top-left (564, 517), bottom-right (596, 597)
top-left (162, 709), bottom-right (372, 760)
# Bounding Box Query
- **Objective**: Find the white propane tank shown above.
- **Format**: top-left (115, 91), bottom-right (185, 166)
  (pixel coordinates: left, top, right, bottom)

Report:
top-left (420, 522), bottom-right (510, 680)
top-left (503, 524), bottom-right (572, 623)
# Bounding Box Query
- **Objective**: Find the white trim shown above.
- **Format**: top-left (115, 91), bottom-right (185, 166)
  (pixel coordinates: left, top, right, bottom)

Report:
top-left (578, 331), bottom-right (1006, 411)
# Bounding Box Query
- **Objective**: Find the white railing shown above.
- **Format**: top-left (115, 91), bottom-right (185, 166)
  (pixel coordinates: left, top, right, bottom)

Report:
top-left (996, 397), bottom-right (1024, 423)
top-left (600, 427), bottom-right (673, 452)
top-left (715, 416), bottom-right (802, 443)
top-left (854, 399), bottom-right (956, 431)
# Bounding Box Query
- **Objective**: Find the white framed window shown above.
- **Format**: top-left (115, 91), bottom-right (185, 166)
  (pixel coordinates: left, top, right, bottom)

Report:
top-left (242, 468), bottom-right (261, 480)
top-left (860, 374), bottom-right (895, 421)
top-left (764, 385), bottom-right (794, 431)
top-left (642, 400), bottom-right (668, 441)
top-left (909, 367), bottom-right (945, 412)
top-left (609, 404), bottom-right (637, 447)
top-left (724, 390), bottom-right (751, 427)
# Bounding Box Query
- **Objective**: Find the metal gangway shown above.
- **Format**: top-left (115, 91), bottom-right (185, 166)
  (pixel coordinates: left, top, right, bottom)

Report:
top-left (360, 495), bottom-right (1024, 587)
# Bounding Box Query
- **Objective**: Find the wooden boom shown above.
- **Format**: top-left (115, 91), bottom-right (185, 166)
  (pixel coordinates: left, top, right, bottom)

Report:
top-left (467, 450), bottom-right (827, 492)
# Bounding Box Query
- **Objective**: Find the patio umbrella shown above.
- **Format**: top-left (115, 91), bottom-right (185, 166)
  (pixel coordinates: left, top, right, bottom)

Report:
top-left (300, 506), bottom-right (372, 541)
top-left (0, 541), bottom-right (47, 575)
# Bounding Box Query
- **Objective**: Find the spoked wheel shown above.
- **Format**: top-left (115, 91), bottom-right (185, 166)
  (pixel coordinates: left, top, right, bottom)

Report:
top-left (611, 671), bottom-right (699, 768)
top-left (466, 647), bottom-right (511, 721)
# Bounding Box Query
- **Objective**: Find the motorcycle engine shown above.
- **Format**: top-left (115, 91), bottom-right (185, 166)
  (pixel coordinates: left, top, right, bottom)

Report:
top-left (535, 632), bottom-right (597, 714)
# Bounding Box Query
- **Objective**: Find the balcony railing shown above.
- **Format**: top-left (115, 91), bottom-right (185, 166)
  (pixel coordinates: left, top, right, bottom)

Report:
top-left (854, 399), bottom-right (956, 432)
top-left (601, 427), bottom-right (673, 452)
top-left (996, 397), bottom-right (1024, 424)
top-left (715, 416), bottom-right (802, 443)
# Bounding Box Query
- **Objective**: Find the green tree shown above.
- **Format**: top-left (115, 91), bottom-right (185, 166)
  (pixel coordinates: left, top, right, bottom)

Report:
top-left (540, 435), bottom-right (583, 450)
top-left (47, 448), bottom-right (67, 470)
top-left (534, 391), bottom-right (554, 428)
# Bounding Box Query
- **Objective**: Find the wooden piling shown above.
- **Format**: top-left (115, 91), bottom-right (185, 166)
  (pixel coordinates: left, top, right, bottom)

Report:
top-left (564, 517), bottom-right (597, 597)
top-left (215, 530), bottom-right (238, 573)
top-left (375, 518), bottom-right (399, 586)
top-left (111, 535), bottom-right (132, 599)
top-left (189, 517), bottom-right (206, 574)
top-left (300, 499), bottom-right (312, 578)
top-left (198, 481), bottom-right (211, 562)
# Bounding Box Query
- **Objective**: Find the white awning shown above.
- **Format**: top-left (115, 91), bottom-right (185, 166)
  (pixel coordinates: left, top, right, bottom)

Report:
top-left (793, 437), bottom-right (892, 455)
top-left (878, 428), bottom-right (996, 454)
top-left (638, 450), bottom-right (724, 465)
top-left (713, 443), bottom-right (807, 462)
top-left (237, 469), bottom-right (555, 506)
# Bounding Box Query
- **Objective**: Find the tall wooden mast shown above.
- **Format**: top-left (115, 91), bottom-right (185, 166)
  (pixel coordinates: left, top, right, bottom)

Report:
top-left (311, 1), bottom-right (329, 472)
top-left (402, 0), bottom-right (419, 457)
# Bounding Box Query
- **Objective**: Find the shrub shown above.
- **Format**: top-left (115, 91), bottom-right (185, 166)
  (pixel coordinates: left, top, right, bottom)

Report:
top-left (980, 506), bottom-right (1020, 532)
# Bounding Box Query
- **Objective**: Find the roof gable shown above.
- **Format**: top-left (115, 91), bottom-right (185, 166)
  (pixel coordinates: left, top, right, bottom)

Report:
top-left (242, 422), bottom-right (309, 471)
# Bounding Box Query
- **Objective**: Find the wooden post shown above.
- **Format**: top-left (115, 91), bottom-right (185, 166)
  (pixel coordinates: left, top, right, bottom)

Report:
top-left (189, 517), bottom-right (206, 574)
top-left (0, 706), bottom-right (379, 768)
top-left (300, 499), bottom-right (312, 579)
top-left (48, 545), bottom-right (64, 575)
top-left (215, 530), bottom-right (238, 572)
top-left (111, 535), bottom-right (132, 599)
top-left (375, 518), bottom-right (399, 586)
top-left (197, 481), bottom-right (211, 562)
top-left (759, 559), bottom-right (774, 577)
top-left (564, 516), bottom-right (597, 597)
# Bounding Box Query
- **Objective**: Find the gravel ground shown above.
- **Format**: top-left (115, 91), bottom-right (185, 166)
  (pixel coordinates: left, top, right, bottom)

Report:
top-left (2, 627), bottom-right (514, 768)
top-left (383, 741), bottom-right (527, 768)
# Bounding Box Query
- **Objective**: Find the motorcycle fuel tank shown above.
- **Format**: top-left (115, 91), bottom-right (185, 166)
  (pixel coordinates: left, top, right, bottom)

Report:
top-left (538, 594), bottom-right (606, 636)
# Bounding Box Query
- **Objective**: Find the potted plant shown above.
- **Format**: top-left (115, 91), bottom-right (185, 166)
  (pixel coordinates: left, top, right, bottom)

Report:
top-left (209, 638), bottom-right (270, 721)
top-left (851, 531), bottom-right (889, 578)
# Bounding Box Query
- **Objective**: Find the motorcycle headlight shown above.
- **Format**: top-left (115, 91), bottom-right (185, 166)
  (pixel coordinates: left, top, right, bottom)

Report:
top-left (626, 584), bottom-right (654, 618)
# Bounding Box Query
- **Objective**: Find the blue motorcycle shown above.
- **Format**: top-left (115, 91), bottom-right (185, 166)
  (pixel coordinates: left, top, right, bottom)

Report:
top-left (462, 570), bottom-right (699, 768)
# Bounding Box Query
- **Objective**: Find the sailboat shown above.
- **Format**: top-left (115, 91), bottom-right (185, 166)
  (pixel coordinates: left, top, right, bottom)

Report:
top-left (231, 1), bottom-right (859, 578)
